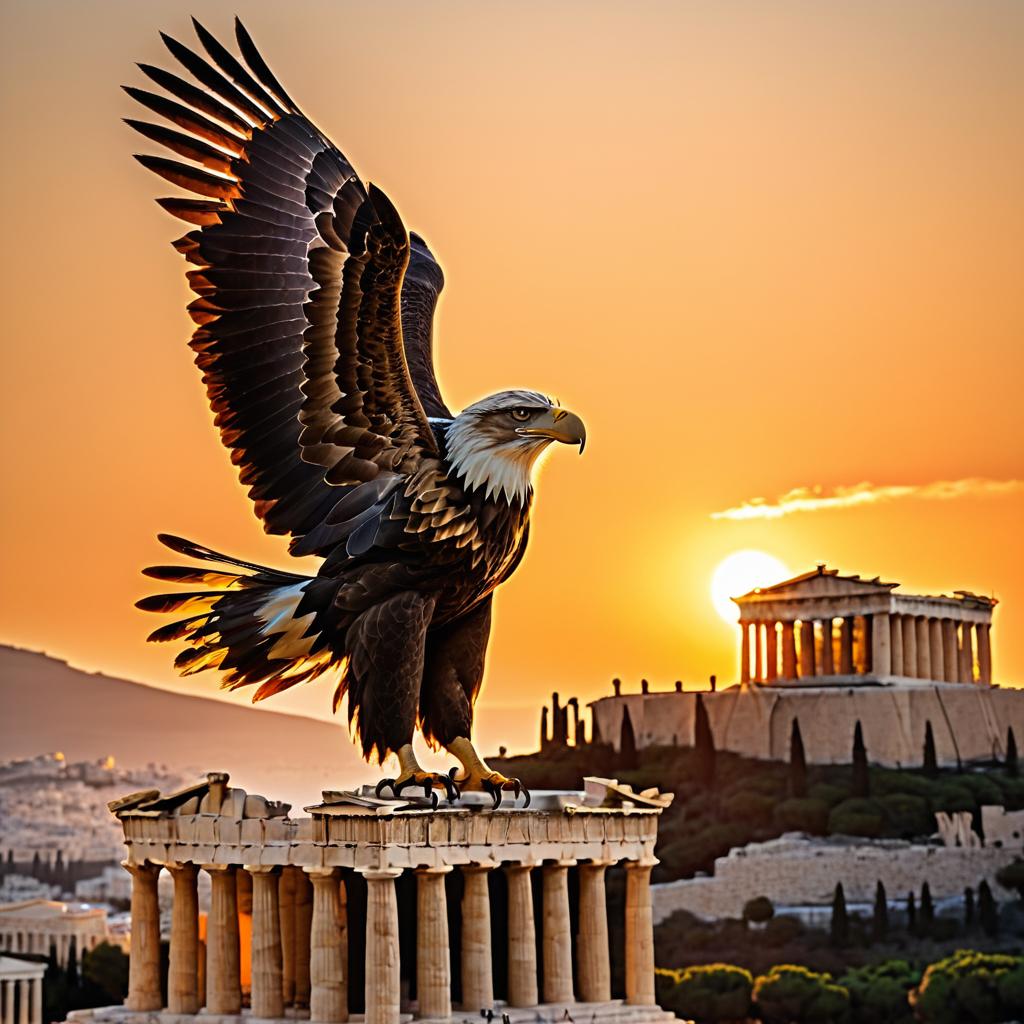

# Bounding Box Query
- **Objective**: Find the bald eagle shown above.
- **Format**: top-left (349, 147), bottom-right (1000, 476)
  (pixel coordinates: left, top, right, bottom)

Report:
top-left (129, 18), bottom-right (585, 806)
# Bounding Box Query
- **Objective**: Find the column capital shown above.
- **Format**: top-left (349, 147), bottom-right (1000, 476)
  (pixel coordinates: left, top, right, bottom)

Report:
top-left (121, 859), bottom-right (161, 878)
top-left (503, 861), bottom-right (537, 874)
top-left (461, 860), bottom-right (500, 873)
top-left (357, 866), bottom-right (403, 881)
top-left (201, 862), bottom-right (238, 874)
top-left (245, 863), bottom-right (281, 874)
top-left (624, 857), bottom-right (659, 871)
top-left (582, 857), bottom-right (617, 868)
top-left (165, 861), bottom-right (199, 875)
top-left (413, 864), bottom-right (453, 876)
top-left (543, 858), bottom-right (577, 868)
top-left (305, 866), bottom-right (342, 879)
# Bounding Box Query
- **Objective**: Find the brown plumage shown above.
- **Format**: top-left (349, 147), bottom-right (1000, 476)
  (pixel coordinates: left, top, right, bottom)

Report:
top-left (130, 18), bottom-right (585, 787)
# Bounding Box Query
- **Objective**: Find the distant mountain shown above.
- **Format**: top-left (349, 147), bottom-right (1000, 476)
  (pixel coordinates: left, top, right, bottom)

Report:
top-left (0, 645), bottom-right (367, 808)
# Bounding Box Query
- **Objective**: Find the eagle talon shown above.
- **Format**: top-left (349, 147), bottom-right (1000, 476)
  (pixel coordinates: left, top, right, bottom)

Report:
top-left (387, 769), bottom-right (459, 806)
top-left (375, 778), bottom-right (396, 799)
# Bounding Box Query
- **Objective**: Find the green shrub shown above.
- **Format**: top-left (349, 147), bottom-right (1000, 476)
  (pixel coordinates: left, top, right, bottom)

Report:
top-left (878, 793), bottom-right (933, 838)
top-left (955, 773), bottom-right (1004, 805)
top-left (743, 895), bottom-right (775, 925)
top-left (774, 798), bottom-right (829, 834)
top-left (753, 964), bottom-right (850, 1024)
top-left (871, 771), bottom-right (936, 798)
top-left (721, 790), bottom-right (776, 828)
top-left (762, 914), bottom-right (805, 947)
top-left (829, 798), bottom-right (884, 837)
top-left (666, 963), bottom-right (754, 1024)
top-left (909, 950), bottom-right (1024, 1024)
top-left (839, 960), bottom-right (918, 1024)
top-left (930, 783), bottom-right (976, 813)
top-left (808, 782), bottom-right (848, 807)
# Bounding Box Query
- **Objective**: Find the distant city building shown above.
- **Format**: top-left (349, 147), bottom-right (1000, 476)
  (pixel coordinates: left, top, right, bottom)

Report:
top-left (591, 565), bottom-right (1022, 768)
top-left (0, 900), bottom-right (109, 965)
top-left (0, 955), bottom-right (45, 1024)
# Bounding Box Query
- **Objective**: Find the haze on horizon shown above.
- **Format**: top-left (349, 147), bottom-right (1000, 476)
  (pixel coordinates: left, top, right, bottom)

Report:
top-left (1, 0), bottom-right (1022, 758)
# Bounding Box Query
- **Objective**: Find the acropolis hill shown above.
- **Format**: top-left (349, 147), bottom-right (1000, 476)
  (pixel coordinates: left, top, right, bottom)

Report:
top-left (591, 566), bottom-right (1023, 768)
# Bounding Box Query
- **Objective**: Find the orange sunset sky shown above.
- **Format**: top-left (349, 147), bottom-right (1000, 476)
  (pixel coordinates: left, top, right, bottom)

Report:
top-left (1, 0), bottom-right (1022, 758)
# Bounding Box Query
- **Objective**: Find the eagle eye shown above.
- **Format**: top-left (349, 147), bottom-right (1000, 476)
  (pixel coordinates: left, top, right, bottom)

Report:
top-left (510, 407), bottom-right (532, 422)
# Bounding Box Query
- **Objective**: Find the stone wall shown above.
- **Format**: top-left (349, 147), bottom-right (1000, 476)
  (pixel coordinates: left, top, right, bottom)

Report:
top-left (591, 684), bottom-right (1024, 768)
top-left (651, 832), bottom-right (1020, 924)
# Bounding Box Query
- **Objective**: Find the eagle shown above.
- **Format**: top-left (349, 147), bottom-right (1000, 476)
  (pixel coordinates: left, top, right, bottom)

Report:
top-left (129, 18), bottom-right (585, 807)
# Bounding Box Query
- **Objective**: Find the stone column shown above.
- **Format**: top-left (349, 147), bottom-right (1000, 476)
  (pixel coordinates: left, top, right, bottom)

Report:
top-left (840, 616), bottom-right (855, 674)
top-left (916, 617), bottom-right (932, 680)
top-left (820, 619), bottom-right (834, 676)
top-left (740, 621), bottom-right (751, 684)
top-left (942, 619), bottom-right (960, 682)
top-left (16, 982), bottom-right (27, 1024)
top-left (205, 864), bottom-right (242, 1015)
top-left (124, 860), bottom-right (162, 1012)
top-left (624, 860), bottom-right (656, 1006)
top-left (799, 621), bottom-right (816, 678)
top-left (902, 614), bottom-right (918, 678)
top-left (929, 618), bottom-right (944, 681)
top-left (890, 615), bottom-right (903, 677)
top-left (250, 867), bottom-right (285, 1020)
top-left (977, 623), bottom-right (992, 684)
top-left (505, 864), bottom-right (538, 1008)
top-left (362, 868), bottom-right (402, 1024)
top-left (415, 866), bottom-right (451, 1019)
top-left (753, 624), bottom-right (763, 683)
top-left (293, 868), bottom-right (314, 1008)
top-left (871, 613), bottom-right (891, 676)
top-left (577, 860), bottom-right (612, 1003)
top-left (309, 868), bottom-right (347, 1023)
top-left (167, 862), bottom-right (201, 1014)
top-left (279, 865), bottom-right (297, 1005)
top-left (960, 623), bottom-right (975, 684)
top-left (542, 861), bottom-right (574, 1005)
top-left (781, 622), bottom-right (797, 679)
top-left (31, 978), bottom-right (41, 1024)
top-left (765, 623), bottom-right (778, 681)
top-left (2, 980), bottom-right (11, 1024)
top-left (460, 863), bottom-right (495, 1011)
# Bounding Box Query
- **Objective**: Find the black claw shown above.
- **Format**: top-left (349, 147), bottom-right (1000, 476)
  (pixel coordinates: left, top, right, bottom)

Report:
top-left (512, 780), bottom-right (521, 800)
top-left (429, 790), bottom-right (439, 810)
top-left (521, 785), bottom-right (531, 808)
top-left (443, 775), bottom-right (461, 802)
top-left (375, 778), bottom-right (395, 799)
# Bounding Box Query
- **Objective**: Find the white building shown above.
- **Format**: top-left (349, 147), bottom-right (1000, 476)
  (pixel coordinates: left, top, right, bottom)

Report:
top-left (0, 900), bottom-right (109, 966)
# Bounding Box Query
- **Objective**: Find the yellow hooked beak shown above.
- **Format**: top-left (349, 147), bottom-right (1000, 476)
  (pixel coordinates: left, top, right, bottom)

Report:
top-left (516, 407), bottom-right (587, 453)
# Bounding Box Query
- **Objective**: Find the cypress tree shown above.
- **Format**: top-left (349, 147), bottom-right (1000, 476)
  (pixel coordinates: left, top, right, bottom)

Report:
top-left (618, 706), bottom-right (638, 771)
top-left (693, 693), bottom-right (716, 787)
top-left (906, 891), bottom-right (917, 935)
top-left (923, 721), bottom-right (938, 777)
top-left (920, 881), bottom-right (935, 937)
top-left (830, 883), bottom-right (849, 946)
top-left (789, 718), bottom-right (808, 798)
top-left (871, 880), bottom-right (889, 943)
top-left (964, 886), bottom-right (975, 927)
top-left (66, 937), bottom-right (79, 989)
top-left (852, 721), bottom-right (870, 797)
top-left (1007, 727), bottom-right (1019, 778)
top-left (978, 879), bottom-right (999, 936)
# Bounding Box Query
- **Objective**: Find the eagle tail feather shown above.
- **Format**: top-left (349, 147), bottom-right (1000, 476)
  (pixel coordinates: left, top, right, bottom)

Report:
top-left (137, 535), bottom-right (341, 700)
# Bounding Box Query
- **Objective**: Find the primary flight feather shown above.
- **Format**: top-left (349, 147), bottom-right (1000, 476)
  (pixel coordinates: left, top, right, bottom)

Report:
top-left (129, 17), bottom-right (586, 805)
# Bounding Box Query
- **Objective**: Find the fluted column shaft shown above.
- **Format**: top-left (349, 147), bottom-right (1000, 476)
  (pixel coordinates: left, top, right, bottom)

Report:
top-left (542, 862), bottom-right (574, 1004)
top-left (890, 615), bottom-right (904, 677)
top-left (2, 979), bottom-right (12, 1024)
top-left (205, 865), bottom-right (242, 1015)
top-left (960, 623), bottom-right (975, 683)
top-left (929, 619), bottom-right (944, 681)
top-left (124, 861), bottom-right (162, 1011)
top-left (820, 619), bottom-right (834, 676)
top-left (363, 868), bottom-right (401, 1024)
top-left (168, 863), bottom-right (200, 1014)
top-left (309, 868), bottom-right (347, 1023)
top-left (871, 613), bottom-right (891, 676)
top-left (30, 978), bottom-right (41, 1024)
top-left (916, 617), bottom-right (931, 679)
top-left (902, 614), bottom-right (918, 678)
top-left (16, 982), bottom-right (27, 1024)
top-left (781, 622), bottom-right (797, 679)
top-left (415, 867), bottom-right (452, 1019)
top-left (577, 860), bottom-right (612, 1003)
top-left (840, 617), bottom-right (855, 674)
top-left (799, 621), bottom-right (816, 677)
top-left (460, 864), bottom-right (495, 1011)
top-left (250, 867), bottom-right (285, 1020)
top-left (279, 865), bottom-right (297, 1005)
top-left (753, 624), bottom-right (763, 682)
top-left (505, 865), bottom-right (538, 1008)
top-left (765, 623), bottom-right (778, 681)
top-left (977, 623), bottom-right (992, 684)
top-left (942, 619), bottom-right (960, 682)
top-left (624, 861), bottom-right (656, 1005)
top-left (293, 868), bottom-right (314, 1008)
top-left (740, 622), bottom-right (751, 684)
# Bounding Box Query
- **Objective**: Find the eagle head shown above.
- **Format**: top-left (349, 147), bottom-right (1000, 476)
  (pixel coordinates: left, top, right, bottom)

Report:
top-left (445, 389), bottom-right (586, 504)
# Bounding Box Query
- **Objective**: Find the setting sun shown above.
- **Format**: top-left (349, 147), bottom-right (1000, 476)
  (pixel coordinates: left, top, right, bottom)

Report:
top-left (710, 551), bottom-right (791, 624)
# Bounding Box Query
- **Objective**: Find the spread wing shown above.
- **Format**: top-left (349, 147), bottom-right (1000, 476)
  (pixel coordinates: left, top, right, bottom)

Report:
top-left (126, 17), bottom-right (450, 551)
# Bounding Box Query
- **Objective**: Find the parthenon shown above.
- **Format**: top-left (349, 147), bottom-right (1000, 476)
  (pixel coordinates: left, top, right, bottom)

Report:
top-left (86, 773), bottom-right (672, 1024)
top-left (734, 566), bottom-right (996, 687)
